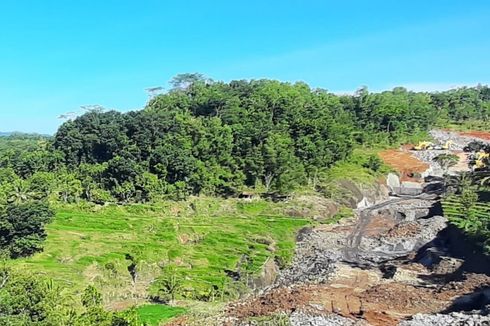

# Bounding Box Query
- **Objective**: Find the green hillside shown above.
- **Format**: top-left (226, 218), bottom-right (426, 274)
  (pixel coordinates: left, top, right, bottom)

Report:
top-left (11, 198), bottom-right (309, 308)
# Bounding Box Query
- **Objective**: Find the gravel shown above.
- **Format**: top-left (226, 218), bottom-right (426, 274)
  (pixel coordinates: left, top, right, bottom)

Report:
top-left (277, 229), bottom-right (341, 285)
top-left (430, 130), bottom-right (490, 150)
top-left (290, 312), bottom-right (368, 326)
top-left (399, 311), bottom-right (490, 326)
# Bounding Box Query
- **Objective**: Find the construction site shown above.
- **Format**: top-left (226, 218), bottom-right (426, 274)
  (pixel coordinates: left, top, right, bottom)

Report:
top-left (169, 129), bottom-right (490, 326)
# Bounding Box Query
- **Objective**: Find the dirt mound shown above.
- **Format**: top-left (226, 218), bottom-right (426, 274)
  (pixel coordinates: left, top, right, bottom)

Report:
top-left (227, 287), bottom-right (312, 318)
top-left (361, 283), bottom-right (445, 314)
top-left (363, 211), bottom-right (397, 237)
top-left (438, 273), bottom-right (490, 295)
top-left (227, 273), bottom-right (490, 325)
top-left (379, 149), bottom-right (429, 182)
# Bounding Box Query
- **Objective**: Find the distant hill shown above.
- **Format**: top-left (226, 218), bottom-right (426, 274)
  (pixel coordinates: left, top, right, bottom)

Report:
top-left (0, 131), bottom-right (50, 138)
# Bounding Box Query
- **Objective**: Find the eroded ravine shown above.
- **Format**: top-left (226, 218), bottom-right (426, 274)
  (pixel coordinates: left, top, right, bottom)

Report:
top-left (224, 130), bottom-right (490, 326)
top-left (343, 193), bottom-right (441, 265)
top-left (343, 197), bottom-right (413, 263)
top-left (227, 188), bottom-right (465, 325)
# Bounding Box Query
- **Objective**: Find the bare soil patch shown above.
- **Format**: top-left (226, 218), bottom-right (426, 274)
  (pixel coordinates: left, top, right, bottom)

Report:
top-left (363, 212), bottom-right (397, 237)
top-left (379, 149), bottom-right (429, 182)
top-left (459, 130), bottom-right (490, 141)
top-left (227, 273), bottom-right (490, 326)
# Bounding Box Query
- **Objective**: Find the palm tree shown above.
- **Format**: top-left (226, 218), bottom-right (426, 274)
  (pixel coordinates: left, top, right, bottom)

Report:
top-left (433, 153), bottom-right (459, 175)
top-left (7, 179), bottom-right (37, 204)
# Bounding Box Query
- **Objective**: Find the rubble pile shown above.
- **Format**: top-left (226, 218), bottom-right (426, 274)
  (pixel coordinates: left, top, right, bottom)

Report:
top-left (289, 312), bottom-right (368, 326)
top-left (430, 130), bottom-right (490, 150)
top-left (399, 308), bottom-right (490, 326)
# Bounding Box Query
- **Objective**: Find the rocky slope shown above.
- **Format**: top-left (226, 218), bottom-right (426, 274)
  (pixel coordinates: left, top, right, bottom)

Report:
top-left (169, 130), bottom-right (490, 326)
top-left (223, 130), bottom-right (490, 326)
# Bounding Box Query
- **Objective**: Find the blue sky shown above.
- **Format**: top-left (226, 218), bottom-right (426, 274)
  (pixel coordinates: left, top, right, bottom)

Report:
top-left (1, 1), bottom-right (489, 134)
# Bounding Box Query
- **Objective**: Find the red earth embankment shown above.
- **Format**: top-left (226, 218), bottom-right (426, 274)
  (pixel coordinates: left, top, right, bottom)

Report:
top-left (459, 130), bottom-right (490, 141)
top-left (379, 146), bottom-right (429, 182)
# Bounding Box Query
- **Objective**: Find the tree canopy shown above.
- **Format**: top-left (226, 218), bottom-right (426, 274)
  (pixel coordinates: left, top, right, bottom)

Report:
top-left (0, 79), bottom-right (488, 205)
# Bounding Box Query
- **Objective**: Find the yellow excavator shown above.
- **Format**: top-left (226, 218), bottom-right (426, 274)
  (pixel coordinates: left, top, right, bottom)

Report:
top-left (413, 140), bottom-right (453, 151)
top-left (474, 151), bottom-right (489, 169)
top-left (413, 141), bottom-right (434, 150)
top-left (441, 140), bottom-right (454, 150)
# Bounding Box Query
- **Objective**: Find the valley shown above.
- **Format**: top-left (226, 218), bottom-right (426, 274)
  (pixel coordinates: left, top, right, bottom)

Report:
top-left (201, 130), bottom-right (490, 325)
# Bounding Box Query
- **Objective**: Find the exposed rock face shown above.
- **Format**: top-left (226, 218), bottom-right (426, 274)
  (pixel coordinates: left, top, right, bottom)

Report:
top-left (342, 196), bottom-right (446, 265)
top-left (286, 181), bottom-right (389, 221)
top-left (277, 196), bottom-right (447, 288)
top-left (355, 215), bottom-right (447, 264)
top-left (286, 195), bottom-right (340, 220)
top-left (358, 182), bottom-right (391, 207)
top-left (387, 173), bottom-right (401, 192)
top-left (250, 258), bottom-right (279, 290)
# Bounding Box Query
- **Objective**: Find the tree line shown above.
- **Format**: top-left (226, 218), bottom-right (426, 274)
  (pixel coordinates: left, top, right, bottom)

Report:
top-left (1, 78), bottom-right (489, 207)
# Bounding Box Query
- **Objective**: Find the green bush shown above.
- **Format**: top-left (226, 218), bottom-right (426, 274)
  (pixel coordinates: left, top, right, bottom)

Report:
top-left (0, 201), bottom-right (54, 258)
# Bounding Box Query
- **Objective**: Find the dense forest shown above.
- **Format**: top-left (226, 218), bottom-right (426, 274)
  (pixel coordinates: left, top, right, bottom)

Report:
top-left (2, 77), bottom-right (490, 206)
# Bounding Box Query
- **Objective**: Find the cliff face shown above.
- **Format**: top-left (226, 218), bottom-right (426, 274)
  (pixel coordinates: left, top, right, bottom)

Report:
top-left (284, 179), bottom-right (391, 223)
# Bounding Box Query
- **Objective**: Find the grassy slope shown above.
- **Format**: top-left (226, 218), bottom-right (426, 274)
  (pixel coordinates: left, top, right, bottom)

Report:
top-left (136, 305), bottom-right (187, 326)
top-left (11, 198), bottom-right (309, 308)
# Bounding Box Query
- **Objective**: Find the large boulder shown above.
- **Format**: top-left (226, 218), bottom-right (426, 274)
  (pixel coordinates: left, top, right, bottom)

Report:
top-left (387, 173), bottom-right (401, 191)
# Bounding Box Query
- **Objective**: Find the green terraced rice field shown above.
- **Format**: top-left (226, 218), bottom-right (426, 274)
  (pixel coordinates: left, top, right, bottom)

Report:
top-left (443, 196), bottom-right (490, 220)
top-left (136, 304), bottom-right (187, 325)
top-left (11, 198), bottom-right (309, 307)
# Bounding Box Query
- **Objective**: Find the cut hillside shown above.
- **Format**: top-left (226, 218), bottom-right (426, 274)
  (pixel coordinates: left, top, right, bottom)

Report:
top-left (459, 130), bottom-right (490, 141)
top-left (379, 147), bottom-right (429, 182)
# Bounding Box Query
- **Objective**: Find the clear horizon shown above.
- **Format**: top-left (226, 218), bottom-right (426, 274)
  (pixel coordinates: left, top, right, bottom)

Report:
top-left (1, 0), bottom-right (489, 134)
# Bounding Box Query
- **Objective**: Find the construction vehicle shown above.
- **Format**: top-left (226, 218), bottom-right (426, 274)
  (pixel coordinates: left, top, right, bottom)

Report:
top-left (413, 140), bottom-right (453, 151)
top-left (475, 151), bottom-right (489, 169)
top-left (413, 141), bottom-right (435, 150)
top-left (441, 140), bottom-right (453, 150)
